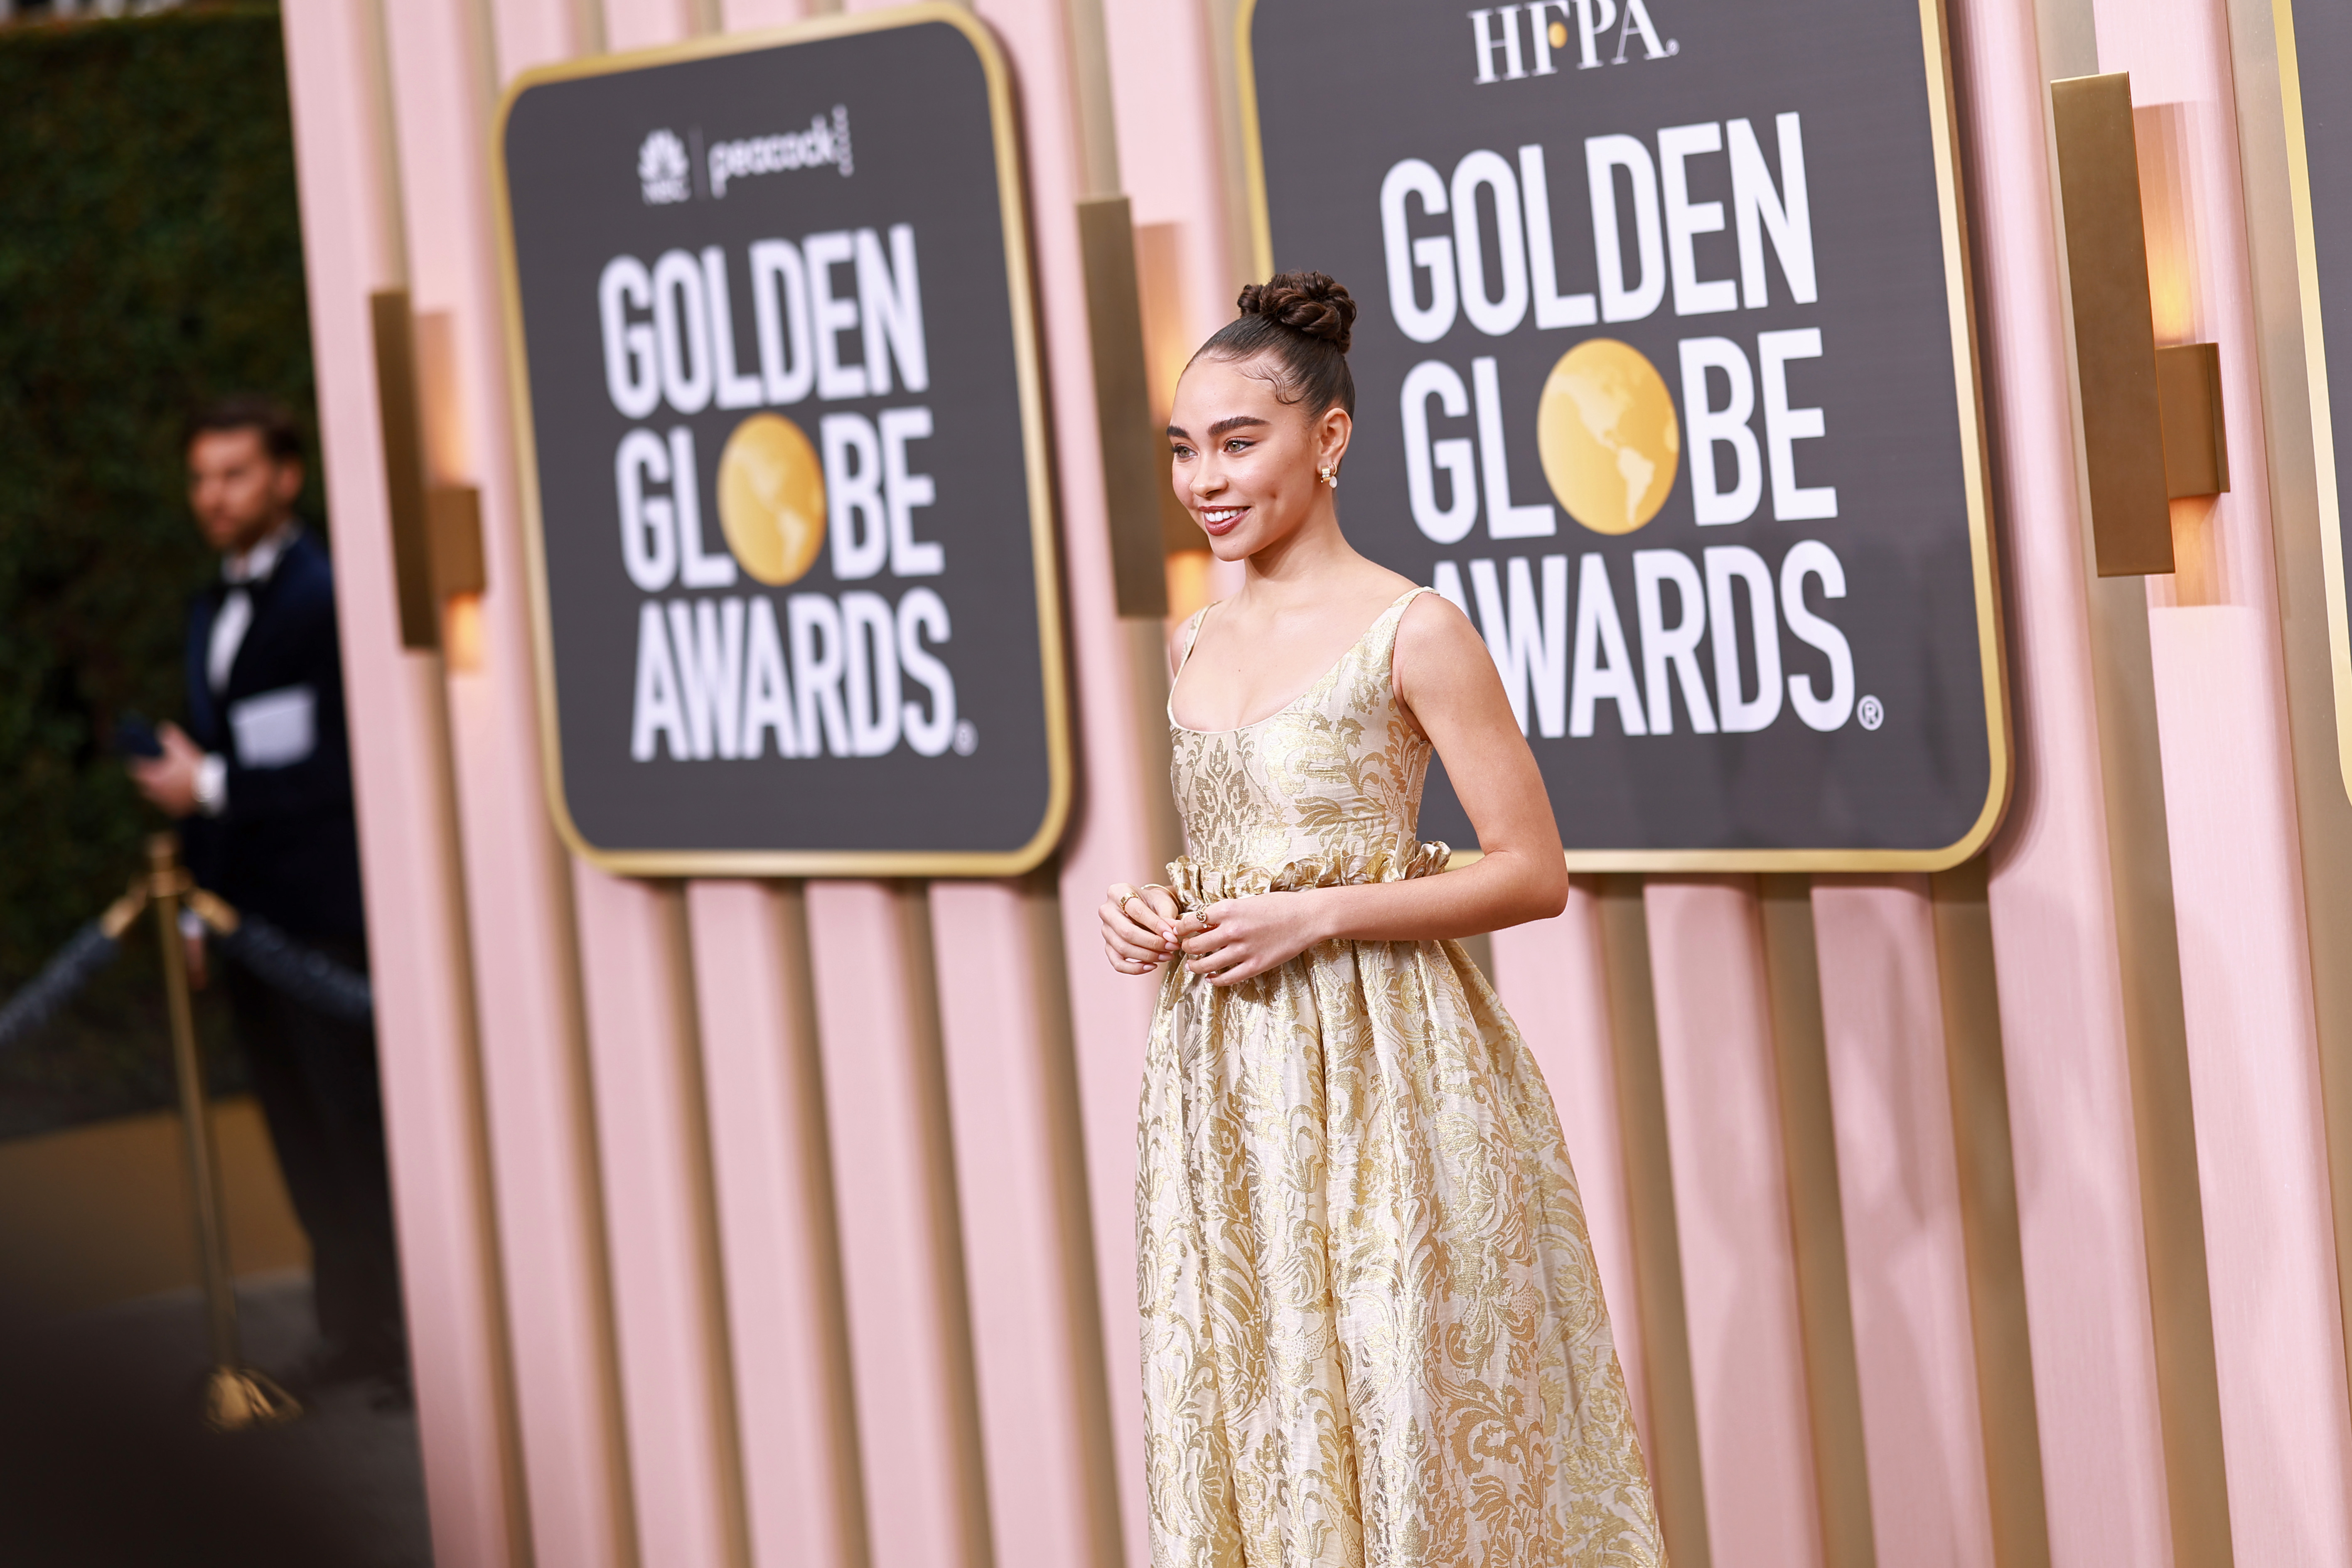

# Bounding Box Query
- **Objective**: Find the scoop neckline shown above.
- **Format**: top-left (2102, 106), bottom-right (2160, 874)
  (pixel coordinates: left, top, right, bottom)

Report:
top-left (1166, 587), bottom-right (1423, 737)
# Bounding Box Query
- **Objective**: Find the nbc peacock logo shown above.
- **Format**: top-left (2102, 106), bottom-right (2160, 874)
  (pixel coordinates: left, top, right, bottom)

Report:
top-left (638, 129), bottom-right (691, 205)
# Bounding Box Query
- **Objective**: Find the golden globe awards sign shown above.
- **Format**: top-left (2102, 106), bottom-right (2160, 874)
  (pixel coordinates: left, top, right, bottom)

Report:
top-left (2276, 0), bottom-right (2352, 806)
top-left (1243, 0), bottom-right (2007, 867)
top-left (495, 7), bottom-right (1069, 875)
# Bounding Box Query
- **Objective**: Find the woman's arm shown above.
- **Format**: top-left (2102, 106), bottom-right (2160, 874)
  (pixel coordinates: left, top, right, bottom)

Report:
top-left (1177, 593), bottom-right (1566, 984)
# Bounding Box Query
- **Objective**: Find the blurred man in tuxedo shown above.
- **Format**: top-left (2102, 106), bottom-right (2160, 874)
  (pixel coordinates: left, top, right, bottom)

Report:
top-left (130, 396), bottom-right (405, 1397)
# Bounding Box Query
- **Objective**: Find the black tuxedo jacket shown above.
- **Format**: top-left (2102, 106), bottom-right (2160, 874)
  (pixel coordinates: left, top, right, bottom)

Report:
top-left (181, 531), bottom-right (367, 940)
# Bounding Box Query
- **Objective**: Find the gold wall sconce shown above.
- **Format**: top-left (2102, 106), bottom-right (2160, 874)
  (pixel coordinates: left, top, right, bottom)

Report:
top-left (2051, 72), bottom-right (2230, 578)
top-left (1078, 194), bottom-right (1172, 619)
top-left (371, 289), bottom-right (487, 654)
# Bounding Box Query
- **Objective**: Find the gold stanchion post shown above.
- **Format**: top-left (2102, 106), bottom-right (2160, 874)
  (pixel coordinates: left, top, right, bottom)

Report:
top-left (147, 832), bottom-right (300, 1432)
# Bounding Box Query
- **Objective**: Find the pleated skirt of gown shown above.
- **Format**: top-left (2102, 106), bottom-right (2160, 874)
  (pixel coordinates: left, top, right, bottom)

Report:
top-left (1137, 926), bottom-right (1665, 1568)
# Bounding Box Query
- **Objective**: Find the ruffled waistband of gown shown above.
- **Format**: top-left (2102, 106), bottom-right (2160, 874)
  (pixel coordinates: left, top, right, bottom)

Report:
top-left (1165, 841), bottom-right (1454, 911)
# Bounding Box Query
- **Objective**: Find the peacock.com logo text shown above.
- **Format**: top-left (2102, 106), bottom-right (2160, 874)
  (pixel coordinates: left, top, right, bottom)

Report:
top-left (637, 110), bottom-right (854, 207)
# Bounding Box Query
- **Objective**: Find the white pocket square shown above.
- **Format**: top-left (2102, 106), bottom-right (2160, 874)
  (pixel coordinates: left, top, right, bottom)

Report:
top-left (229, 686), bottom-right (317, 770)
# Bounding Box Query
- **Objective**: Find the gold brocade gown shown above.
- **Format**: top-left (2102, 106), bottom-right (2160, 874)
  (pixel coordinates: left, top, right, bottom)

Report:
top-left (1140, 587), bottom-right (1663, 1568)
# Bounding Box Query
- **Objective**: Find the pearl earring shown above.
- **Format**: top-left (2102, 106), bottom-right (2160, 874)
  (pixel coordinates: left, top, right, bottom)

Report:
top-left (1319, 466), bottom-right (1337, 488)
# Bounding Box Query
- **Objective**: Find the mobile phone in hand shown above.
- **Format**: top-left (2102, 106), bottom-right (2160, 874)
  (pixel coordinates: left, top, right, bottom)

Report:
top-left (117, 713), bottom-right (163, 759)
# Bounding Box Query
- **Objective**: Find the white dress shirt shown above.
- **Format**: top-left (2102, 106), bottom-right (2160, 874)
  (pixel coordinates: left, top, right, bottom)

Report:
top-left (194, 521), bottom-right (299, 817)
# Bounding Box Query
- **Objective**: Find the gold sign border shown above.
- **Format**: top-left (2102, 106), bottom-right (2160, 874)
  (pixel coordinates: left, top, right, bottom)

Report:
top-left (2271, 0), bottom-right (2352, 808)
top-left (1234, 0), bottom-right (2012, 872)
top-left (489, 3), bottom-right (1073, 879)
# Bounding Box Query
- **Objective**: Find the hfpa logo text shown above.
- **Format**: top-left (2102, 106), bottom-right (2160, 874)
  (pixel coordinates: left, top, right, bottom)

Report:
top-left (1468, 0), bottom-right (1677, 83)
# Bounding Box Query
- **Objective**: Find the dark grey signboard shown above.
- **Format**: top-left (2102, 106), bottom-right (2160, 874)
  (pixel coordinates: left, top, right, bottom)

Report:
top-left (2276, 0), bottom-right (2352, 806)
top-left (1243, 0), bottom-right (2006, 868)
top-left (495, 7), bottom-right (1069, 875)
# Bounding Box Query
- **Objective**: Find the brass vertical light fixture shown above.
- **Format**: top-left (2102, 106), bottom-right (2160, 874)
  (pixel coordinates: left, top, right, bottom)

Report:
top-left (371, 289), bottom-right (488, 655)
top-left (1079, 196), bottom-right (1172, 618)
top-left (2051, 72), bottom-right (2230, 577)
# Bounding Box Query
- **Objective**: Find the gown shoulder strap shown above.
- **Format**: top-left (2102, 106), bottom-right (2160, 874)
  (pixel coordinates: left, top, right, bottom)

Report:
top-left (1378, 586), bottom-right (1437, 729)
top-left (1374, 585), bottom-right (1432, 654)
top-left (1176, 602), bottom-right (1217, 675)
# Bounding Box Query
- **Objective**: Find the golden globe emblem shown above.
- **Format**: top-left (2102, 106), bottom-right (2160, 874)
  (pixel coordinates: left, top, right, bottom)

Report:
top-left (1536, 339), bottom-right (1681, 535)
top-left (715, 413), bottom-right (826, 585)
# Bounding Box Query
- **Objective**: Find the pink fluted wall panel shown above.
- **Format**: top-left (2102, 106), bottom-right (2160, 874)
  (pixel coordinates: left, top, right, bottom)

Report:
top-left (686, 881), bottom-right (858, 1568)
top-left (604, 0), bottom-right (700, 52)
top-left (1490, 894), bottom-right (1652, 1450)
top-left (280, 7), bottom-right (518, 1562)
top-left (795, 21), bottom-right (1077, 1561)
top-left (2147, 619), bottom-right (2352, 1556)
top-left (933, 881), bottom-right (1111, 1568)
top-left (1949, 1), bottom-right (2177, 1560)
top-left (970, 0), bottom-right (1170, 1556)
top-left (2092, 4), bottom-right (2352, 1556)
top-left (1102, 0), bottom-right (1236, 348)
top-left (386, 2), bottom-right (634, 1561)
top-left (1811, 880), bottom-right (1995, 1568)
top-left (492, 0), bottom-right (597, 77)
top-left (573, 870), bottom-right (743, 1568)
top-left (516, 9), bottom-right (752, 1566)
top-left (806, 880), bottom-right (987, 1568)
top-left (1644, 879), bottom-right (1822, 1568)
top-left (720, 0), bottom-right (807, 32)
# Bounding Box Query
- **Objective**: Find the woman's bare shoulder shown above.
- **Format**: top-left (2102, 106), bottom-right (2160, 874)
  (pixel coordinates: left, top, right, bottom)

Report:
top-left (1395, 582), bottom-right (1479, 651)
top-left (1393, 586), bottom-right (1499, 706)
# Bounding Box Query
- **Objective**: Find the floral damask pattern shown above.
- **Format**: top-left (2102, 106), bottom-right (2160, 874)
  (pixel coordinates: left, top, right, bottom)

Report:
top-left (1139, 589), bottom-right (1663, 1568)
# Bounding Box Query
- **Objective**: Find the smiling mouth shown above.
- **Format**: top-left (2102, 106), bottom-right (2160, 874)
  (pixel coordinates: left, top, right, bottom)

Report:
top-left (1200, 505), bottom-right (1249, 535)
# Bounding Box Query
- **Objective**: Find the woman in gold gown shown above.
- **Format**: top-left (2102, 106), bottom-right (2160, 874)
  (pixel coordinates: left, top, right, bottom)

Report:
top-left (1098, 273), bottom-right (1663, 1568)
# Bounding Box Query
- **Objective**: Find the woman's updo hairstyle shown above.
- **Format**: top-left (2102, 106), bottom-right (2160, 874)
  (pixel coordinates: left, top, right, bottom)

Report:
top-left (1193, 270), bottom-right (1357, 417)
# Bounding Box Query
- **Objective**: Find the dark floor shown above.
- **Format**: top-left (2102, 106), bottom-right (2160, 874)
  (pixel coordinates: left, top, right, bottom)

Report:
top-left (0, 1270), bottom-right (432, 1566)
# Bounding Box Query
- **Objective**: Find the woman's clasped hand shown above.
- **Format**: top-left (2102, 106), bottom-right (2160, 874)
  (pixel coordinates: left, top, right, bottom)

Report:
top-left (1097, 881), bottom-right (1182, 975)
top-left (1098, 882), bottom-right (1333, 986)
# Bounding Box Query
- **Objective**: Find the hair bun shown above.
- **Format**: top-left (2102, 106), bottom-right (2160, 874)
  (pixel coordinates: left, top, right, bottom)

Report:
top-left (1236, 270), bottom-right (1356, 355)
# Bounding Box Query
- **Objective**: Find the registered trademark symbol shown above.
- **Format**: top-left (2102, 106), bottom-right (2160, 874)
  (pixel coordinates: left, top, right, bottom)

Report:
top-left (952, 720), bottom-right (978, 756)
top-left (1857, 696), bottom-right (1885, 731)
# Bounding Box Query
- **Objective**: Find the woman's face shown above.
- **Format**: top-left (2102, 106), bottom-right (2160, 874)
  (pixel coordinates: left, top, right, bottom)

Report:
top-left (1167, 353), bottom-right (1348, 561)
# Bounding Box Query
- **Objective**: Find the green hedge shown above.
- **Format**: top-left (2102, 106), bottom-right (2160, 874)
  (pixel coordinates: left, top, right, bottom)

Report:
top-left (0, 5), bottom-right (319, 1135)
